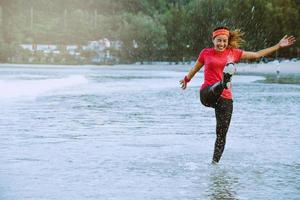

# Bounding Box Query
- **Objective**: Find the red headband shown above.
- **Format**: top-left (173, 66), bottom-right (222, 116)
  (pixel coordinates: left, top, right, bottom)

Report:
top-left (212, 29), bottom-right (230, 38)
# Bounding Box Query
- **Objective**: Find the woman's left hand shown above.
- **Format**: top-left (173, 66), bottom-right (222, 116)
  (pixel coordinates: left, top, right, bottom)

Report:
top-left (278, 35), bottom-right (296, 48)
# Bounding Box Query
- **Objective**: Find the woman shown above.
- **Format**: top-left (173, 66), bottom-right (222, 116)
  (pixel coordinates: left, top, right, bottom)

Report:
top-left (180, 27), bottom-right (295, 164)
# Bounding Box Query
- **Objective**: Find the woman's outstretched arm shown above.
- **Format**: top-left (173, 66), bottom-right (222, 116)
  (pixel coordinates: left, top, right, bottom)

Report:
top-left (241, 35), bottom-right (296, 60)
top-left (180, 61), bottom-right (204, 90)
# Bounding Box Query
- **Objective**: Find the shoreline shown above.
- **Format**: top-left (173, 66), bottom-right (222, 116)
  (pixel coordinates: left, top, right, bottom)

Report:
top-left (0, 63), bottom-right (105, 68)
top-left (0, 60), bottom-right (299, 73)
top-left (237, 60), bottom-right (300, 75)
top-left (0, 62), bottom-right (299, 85)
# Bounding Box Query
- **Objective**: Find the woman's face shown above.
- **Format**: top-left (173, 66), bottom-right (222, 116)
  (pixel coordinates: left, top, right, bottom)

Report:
top-left (213, 35), bottom-right (229, 51)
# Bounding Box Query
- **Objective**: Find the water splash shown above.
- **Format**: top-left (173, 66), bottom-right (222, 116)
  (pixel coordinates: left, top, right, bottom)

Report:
top-left (0, 75), bottom-right (88, 99)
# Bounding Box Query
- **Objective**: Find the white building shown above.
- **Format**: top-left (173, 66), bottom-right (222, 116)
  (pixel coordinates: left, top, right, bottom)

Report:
top-left (20, 44), bottom-right (58, 53)
top-left (20, 38), bottom-right (122, 63)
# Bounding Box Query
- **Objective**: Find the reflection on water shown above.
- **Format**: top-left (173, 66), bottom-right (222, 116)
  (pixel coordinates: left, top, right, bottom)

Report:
top-left (0, 65), bottom-right (299, 200)
top-left (208, 167), bottom-right (238, 200)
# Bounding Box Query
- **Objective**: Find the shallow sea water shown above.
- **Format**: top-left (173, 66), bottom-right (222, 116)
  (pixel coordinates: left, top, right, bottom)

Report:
top-left (0, 65), bottom-right (299, 200)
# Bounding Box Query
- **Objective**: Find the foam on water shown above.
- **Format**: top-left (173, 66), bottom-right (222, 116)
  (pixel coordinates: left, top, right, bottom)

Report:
top-left (1, 65), bottom-right (298, 200)
top-left (0, 75), bottom-right (88, 99)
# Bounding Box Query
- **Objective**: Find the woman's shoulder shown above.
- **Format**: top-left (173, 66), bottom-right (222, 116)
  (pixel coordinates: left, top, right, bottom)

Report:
top-left (227, 47), bottom-right (243, 52)
top-left (200, 48), bottom-right (214, 54)
top-left (227, 48), bottom-right (244, 60)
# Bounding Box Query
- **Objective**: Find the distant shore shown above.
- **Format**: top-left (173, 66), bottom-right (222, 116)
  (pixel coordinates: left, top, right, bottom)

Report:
top-left (0, 63), bottom-right (101, 68)
top-left (236, 60), bottom-right (300, 84)
top-left (0, 60), bottom-right (299, 73)
top-left (237, 60), bottom-right (300, 74)
top-left (0, 60), bottom-right (299, 84)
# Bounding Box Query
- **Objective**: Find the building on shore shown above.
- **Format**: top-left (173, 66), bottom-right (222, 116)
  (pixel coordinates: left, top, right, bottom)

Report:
top-left (19, 38), bottom-right (121, 64)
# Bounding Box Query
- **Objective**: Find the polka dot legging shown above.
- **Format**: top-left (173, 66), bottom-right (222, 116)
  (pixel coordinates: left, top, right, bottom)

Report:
top-left (213, 98), bottom-right (232, 162)
top-left (200, 82), bottom-right (233, 163)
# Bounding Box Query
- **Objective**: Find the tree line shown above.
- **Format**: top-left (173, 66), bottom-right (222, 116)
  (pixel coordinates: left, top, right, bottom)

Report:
top-left (0, 0), bottom-right (299, 63)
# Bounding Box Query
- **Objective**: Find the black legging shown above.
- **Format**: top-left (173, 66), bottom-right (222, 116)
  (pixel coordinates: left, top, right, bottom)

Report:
top-left (200, 81), bottom-right (233, 163)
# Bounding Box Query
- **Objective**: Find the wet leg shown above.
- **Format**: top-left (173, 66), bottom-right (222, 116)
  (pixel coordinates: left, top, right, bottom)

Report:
top-left (212, 98), bottom-right (233, 163)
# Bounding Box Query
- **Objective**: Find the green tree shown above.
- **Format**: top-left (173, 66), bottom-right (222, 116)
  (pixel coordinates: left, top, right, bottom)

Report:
top-left (163, 3), bottom-right (188, 62)
top-left (119, 13), bottom-right (167, 63)
top-left (0, 0), bottom-right (299, 63)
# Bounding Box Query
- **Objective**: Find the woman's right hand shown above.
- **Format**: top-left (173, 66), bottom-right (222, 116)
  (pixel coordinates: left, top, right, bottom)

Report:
top-left (179, 79), bottom-right (187, 90)
top-left (180, 76), bottom-right (190, 90)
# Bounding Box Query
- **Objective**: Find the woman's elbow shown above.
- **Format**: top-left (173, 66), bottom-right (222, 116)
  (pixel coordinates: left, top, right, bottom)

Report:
top-left (242, 52), bottom-right (261, 60)
top-left (194, 61), bottom-right (203, 71)
top-left (253, 53), bottom-right (262, 59)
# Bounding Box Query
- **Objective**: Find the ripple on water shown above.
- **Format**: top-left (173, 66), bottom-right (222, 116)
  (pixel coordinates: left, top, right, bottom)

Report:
top-left (0, 66), bottom-right (299, 200)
